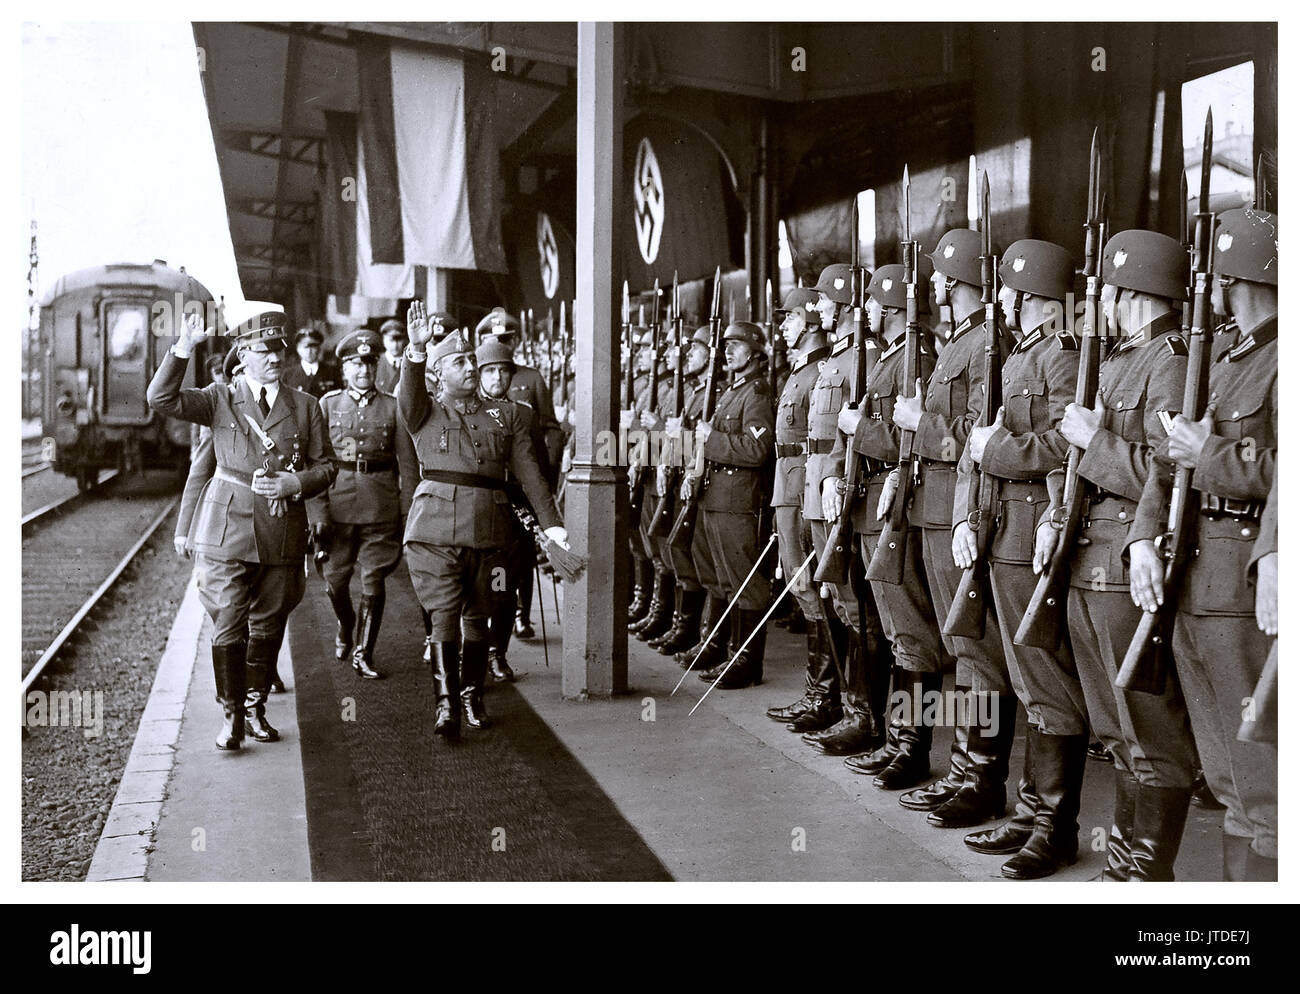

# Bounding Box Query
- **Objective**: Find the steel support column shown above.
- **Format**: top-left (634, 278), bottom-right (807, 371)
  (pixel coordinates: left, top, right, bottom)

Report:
top-left (563, 22), bottom-right (627, 698)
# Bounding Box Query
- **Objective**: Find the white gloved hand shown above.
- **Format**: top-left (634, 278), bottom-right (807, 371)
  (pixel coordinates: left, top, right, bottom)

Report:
top-left (544, 526), bottom-right (570, 550)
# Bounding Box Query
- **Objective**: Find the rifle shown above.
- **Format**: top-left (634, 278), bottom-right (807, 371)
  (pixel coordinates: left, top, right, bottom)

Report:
top-left (648, 272), bottom-right (683, 536)
top-left (1117, 109), bottom-right (1216, 693)
top-left (943, 172), bottom-right (1005, 639)
top-left (621, 281), bottom-right (633, 409)
top-left (866, 164), bottom-right (923, 584)
top-left (630, 278), bottom-right (662, 516)
top-left (668, 266), bottom-right (724, 548)
top-left (1014, 128), bottom-right (1109, 649)
top-left (546, 307), bottom-right (556, 398)
top-left (768, 278), bottom-right (786, 396)
top-left (1255, 153), bottom-right (1269, 212)
top-left (813, 195), bottom-right (870, 586)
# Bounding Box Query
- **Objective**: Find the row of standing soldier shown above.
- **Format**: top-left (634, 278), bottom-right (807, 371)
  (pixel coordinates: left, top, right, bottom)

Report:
top-left (621, 142), bottom-right (1276, 882)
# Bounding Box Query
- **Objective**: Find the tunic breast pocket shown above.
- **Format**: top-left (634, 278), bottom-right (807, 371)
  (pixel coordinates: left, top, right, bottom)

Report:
top-left (931, 373), bottom-right (967, 421)
top-left (1106, 388), bottom-right (1148, 443)
top-left (813, 382), bottom-right (844, 415)
top-left (195, 488), bottom-right (234, 546)
top-left (1214, 391), bottom-right (1270, 443)
top-left (1004, 376), bottom-right (1047, 432)
top-left (213, 423), bottom-right (248, 461)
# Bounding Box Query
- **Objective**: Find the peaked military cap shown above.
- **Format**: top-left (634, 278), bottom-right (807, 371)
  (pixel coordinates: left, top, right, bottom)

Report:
top-left (475, 307), bottom-right (520, 340)
top-left (999, 239), bottom-right (1075, 301)
top-left (723, 321), bottom-right (766, 350)
top-left (475, 339), bottom-right (516, 368)
top-left (222, 347), bottom-right (242, 379)
top-left (428, 311), bottom-right (457, 342)
top-left (1103, 230), bottom-right (1188, 302)
top-left (295, 327), bottom-right (323, 345)
top-left (814, 263), bottom-right (857, 305)
top-left (1214, 208), bottom-right (1278, 286)
top-left (379, 318), bottom-right (407, 338)
top-left (929, 229), bottom-right (986, 287)
top-left (336, 329), bottom-right (383, 363)
top-left (233, 310), bottom-right (288, 347)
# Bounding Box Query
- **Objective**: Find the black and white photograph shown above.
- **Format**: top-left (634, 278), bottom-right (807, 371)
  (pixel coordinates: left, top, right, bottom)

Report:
top-left (8, 6), bottom-right (1290, 940)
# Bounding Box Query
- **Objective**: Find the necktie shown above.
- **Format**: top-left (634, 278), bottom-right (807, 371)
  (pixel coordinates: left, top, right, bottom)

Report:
top-left (258, 387), bottom-right (270, 416)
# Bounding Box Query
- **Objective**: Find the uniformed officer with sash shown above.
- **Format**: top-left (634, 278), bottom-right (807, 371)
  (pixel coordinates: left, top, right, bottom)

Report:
top-left (400, 301), bottom-right (566, 741)
top-left (310, 329), bottom-right (417, 680)
top-left (148, 310), bottom-right (336, 750)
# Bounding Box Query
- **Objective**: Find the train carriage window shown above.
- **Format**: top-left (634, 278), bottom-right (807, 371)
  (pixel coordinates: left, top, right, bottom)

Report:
top-left (107, 305), bottom-right (146, 363)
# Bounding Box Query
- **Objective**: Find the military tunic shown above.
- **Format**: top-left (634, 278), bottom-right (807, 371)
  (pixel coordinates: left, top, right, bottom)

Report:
top-left (850, 330), bottom-right (944, 674)
top-left (309, 388), bottom-right (416, 595)
top-left (282, 357), bottom-right (342, 398)
top-left (698, 371), bottom-right (775, 611)
top-left (509, 362), bottom-right (564, 483)
top-left (666, 377), bottom-right (709, 591)
top-left (910, 315), bottom-right (1010, 695)
top-left (772, 344), bottom-right (831, 621)
top-left (374, 353), bottom-right (403, 395)
top-left (148, 353), bottom-right (336, 644)
top-left (1131, 316), bottom-right (1278, 855)
top-left (397, 355), bottom-right (560, 643)
top-left (972, 323), bottom-right (1088, 735)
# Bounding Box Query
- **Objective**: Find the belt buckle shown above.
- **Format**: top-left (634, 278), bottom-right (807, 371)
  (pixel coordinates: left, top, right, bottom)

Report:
top-left (356, 457), bottom-right (369, 474)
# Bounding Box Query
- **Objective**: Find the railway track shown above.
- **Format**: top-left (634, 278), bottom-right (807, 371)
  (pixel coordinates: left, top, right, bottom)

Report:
top-left (21, 470), bottom-right (120, 532)
top-left (22, 483), bottom-right (179, 693)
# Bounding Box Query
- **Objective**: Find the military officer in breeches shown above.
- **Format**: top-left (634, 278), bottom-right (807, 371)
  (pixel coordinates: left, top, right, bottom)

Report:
top-left (148, 311), bottom-right (336, 750)
top-left (309, 329), bottom-right (416, 681)
top-left (399, 302), bottom-right (567, 741)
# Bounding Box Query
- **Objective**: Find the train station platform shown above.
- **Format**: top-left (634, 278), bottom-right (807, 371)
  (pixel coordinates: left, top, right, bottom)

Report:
top-left (89, 566), bottom-right (1226, 884)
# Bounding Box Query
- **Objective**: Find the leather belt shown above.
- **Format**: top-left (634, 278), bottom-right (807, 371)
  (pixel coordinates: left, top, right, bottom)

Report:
top-left (808, 438), bottom-right (836, 455)
top-left (1200, 493), bottom-right (1264, 520)
top-left (215, 467), bottom-right (253, 488)
top-left (332, 457), bottom-right (395, 474)
top-left (776, 442), bottom-right (807, 458)
top-left (420, 468), bottom-right (507, 491)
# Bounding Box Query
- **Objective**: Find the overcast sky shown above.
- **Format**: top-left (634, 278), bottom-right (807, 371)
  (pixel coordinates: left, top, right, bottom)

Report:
top-left (20, 21), bottom-right (247, 326)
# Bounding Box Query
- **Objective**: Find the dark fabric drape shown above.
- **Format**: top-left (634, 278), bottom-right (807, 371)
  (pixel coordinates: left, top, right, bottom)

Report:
top-left (320, 110), bottom-right (358, 301)
top-left (356, 36), bottom-right (403, 265)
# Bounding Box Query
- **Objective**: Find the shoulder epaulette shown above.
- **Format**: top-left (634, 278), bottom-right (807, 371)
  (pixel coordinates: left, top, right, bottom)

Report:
top-left (1164, 334), bottom-right (1189, 357)
top-left (320, 388), bottom-right (344, 401)
top-left (1056, 330), bottom-right (1080, 350)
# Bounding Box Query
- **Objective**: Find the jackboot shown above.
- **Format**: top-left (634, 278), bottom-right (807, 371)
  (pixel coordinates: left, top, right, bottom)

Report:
top-left (655, 588), bottom-right (705, 655)
top-left (965, 743), bottom-right (1038, 853)
top-left (489, 647), bottom-right (516, 683)
top-left (351, 591), bottom-right (385, 680)
top-left (1128, 783), bottom-right (1191, 882)
top-left (627, 557), bottom-right (653, 628)
top-left (769, 617), bottom-right (834, 722)
top-left (328, 584), bottom-right (356, 661)
top-left (460, 640), bottom-right (492, 729)
top-left (697, 608), bottom-right (764, 689)
top-left (843, 717), bottom-right (901, 774)
top-left (930, 691), bottom-right (1018, 828)
top-left (805, 629), bottom-right (878, 754)
top-left (633, 571), bottom-right (674, 639)
top-left (1001, 730), bottom-right (1088, 879)
top-left (874, 670), bottom-right (943, 790)
top-left (243, 637), bottom-right (281, 743)
top-left (1101, 774), bottom-right (1138, 881)
top-left (678, 597), bottom-right (727, 671)
top-left (211, 643), bottom-right (246, 750)
top-left (900, 702), bottom-right (972, 811)
top-left (430, 641), bottom-right (461, 741)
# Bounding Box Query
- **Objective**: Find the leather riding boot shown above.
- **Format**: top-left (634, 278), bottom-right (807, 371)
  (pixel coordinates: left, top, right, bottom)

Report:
top-left (351, 591), bottom-right (385, 680)
top-left (627, 557), bottom-right (653, 627)
top-left (634, 572), bottom-right (674, 639)
top-left (648, 583), bottom-right (684, 650)
top-left (965, 743), bottom-right (1038, 853)
top-left (768, 619), bottom-right (828, 722)
top-left (843, 716), bottom-right (901, 774)
top-left (243, 638), bottom-right (281, 743)
top-left (1127, 783), bottom-right (1192, 882)
top-left (421, 609), bottom-right (434, 663)
top-left (1190, 768), bottom-right (1225, 809)
top-left (328, 584), bottom-right (356, 661)
top-left (804, 628), bottom-right (870, 748)
top-left (1001, 730), bottom-right (1088, 879)
top-left (656, 588), bottom-right (705, 655)
top-left (430, 641), bottom-right (461, 741)
top-left (1102, 775), bottom-right (1138, 881)
top-left (673, 594), bottom-right (712, 664)
top-left (931, 691), bottom-right (1018, 828)
top-left (489, 646), bottom-right (516, 682)
top-left (874, 670), bottom-right (942, 790)
top-left (460, 640), bottom-right (492, 729)
top-left (211, 643), bottom-right (246, 750)
top-left (900, 696), bottom-right (972, 811)
top-left (679, 597), bottom-right (727, 671)
top-left (717, 607), bottom-right (765, 688)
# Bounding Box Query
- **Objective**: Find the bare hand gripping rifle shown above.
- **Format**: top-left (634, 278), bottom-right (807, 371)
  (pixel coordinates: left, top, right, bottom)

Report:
top-left (943, 172), bottom-right (1005, 640)
top-left (867, 164), bottom-right (923, 584)
top-left (813, 196), bottom-right (870, 586)
top-left (648, 272), bottom-right (684, 536)
top-left (1117, 109), bottom-right (1216, 693)
top-left (1014, 128), bottom-right (1110, 649)
top-left (668, 266), bottom-right (724, 549)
